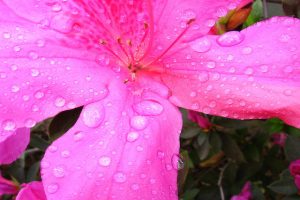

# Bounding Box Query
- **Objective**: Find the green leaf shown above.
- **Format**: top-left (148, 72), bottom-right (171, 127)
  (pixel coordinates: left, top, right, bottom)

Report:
top-left (209, 132), bottom-right (222, 154)
top-left (29, 134), bottom-right (50, 151)
top-left (220, 134), bottom-right (245, 163)
top-left (26, 162), bottom-right (40, 182)
top-left (198, 139), bottom-right (210, 160)
top-left (244, 0), bottom-right (263, 27)
top-left (183, 189), bottom-right (200, 200)
top-left (285, 135), bottom-right (300, 162)
top-left (49, 107), bottom-right (82, 141)
top-left (268, 178), bottom-right (298, 195)
top-left (197, 132), bottom-right (208, 146)
top-left (181, 127), bottom-right (199, 139)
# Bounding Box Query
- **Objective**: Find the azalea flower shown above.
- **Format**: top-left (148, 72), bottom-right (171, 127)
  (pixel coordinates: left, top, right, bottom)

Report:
top-left (0, 0), bottom-right (299, 200)
top-left (289, 160), bottom-right (300, 189)
top-left (188, 110), bottom-right (212, 130)
top-left (16, 182), bottom-right (46, 200)
top-left (0, 173), bottom-right (18, 197)
top-left (271, 132), bottom-right (287, 147)
top-left (230, 181), bottom-right (252, 200)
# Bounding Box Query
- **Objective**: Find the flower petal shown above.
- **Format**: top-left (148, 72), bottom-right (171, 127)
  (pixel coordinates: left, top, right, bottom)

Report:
top-left (0, 128), bottom-right (30, 164)
top-left (41, 76), bottom-right (182, 200)
top-left (0, 2), bottom-right (123, 131)
top-left (0, 174), bottom-right (18, 196)
top-left (159, 17), bottom-right (300, 127)
top-left (16, 182), bottom-right (46, 200)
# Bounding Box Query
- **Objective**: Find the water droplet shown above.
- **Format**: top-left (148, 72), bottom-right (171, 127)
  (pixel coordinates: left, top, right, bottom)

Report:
top-left (98, 156), bottom-right (111, 167)
top-left (54, 97), bottom-right (65, 107)
top-left (31, 69), bottom-right (40, 77)
top-left (130, 116), bottom-right (148, 130)
top-left (131, 183), bottom-right (139, 190)
top-left (24, 119), bottom-right (36, 128)
top-left (47, 183), bottom-right (59, 194)
top-left (171, 154), bottom-right (184, 170)
top-left (34, 91), bottom-right (44, 99)
top-left (53, 166), bottom-right (65, 178)
top-left (61, 150), bottom-right (70, 158)
top-left (127, 131), bottom-right (139, 142)
top-left (217, 31), bottom-right (244, 47)
top-left (206, 61), bottom-right (216, 69)
top-left (73, 131), bottom-right (84, 141)
top-left (82, 104), bottom-right (105, 128)
top-left (3, 32), bottom-right (11, 39)
top-left (157, 151), bottom-right (165, 159)
top-left (28, 51), bottom-right (39, 60)
top-left (190, 36), bottom-right (212, 53)
top-left (11, 85), bottom-right (20, 93)
top-left (133, 100), bottom-right (164, 116)
top-left (244, 67), bottom-right (254, 75)
top-left (113, 172), bottom-right (127, 183)
top-left (52, 3), bottom-right (62, 12)
top-left (2, 120), bottom-right (16, 131)
top-left (197, 71), bottom-right (209, 82)
top-left (48, 145), bottom-right (58, 153)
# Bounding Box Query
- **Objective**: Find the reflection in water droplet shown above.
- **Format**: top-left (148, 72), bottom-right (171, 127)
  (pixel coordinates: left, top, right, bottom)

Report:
top-left (133, 100), bottom-right (164, 116)
top-left (190, 36), bottom-right (212, 53)
top-left (217, 31), bottom-right (244, 47)
top-left (127, 131), bottom-right (139, 142)
top-left (2, 120), bottom-right (16, 131)
top-left (172, 154), bottom-right (184, 170)
top-left (130, 116), bottom-right (148, 130)
top-left (98, 156), bottom-right (112, 167)
top-left (82, 104), bottom-right (105, 128)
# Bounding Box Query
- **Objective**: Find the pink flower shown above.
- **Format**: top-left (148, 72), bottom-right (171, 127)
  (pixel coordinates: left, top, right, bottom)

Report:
top-left (0, 173), bottom-right (18, 196)
top-left (16, 182), bottom-right (46, 200)
top-left (271, 132), bottom-right (287, 147)
top-left (0, 128), bottom-right (30, 165)
top-left (230, 181), bottom-right (252, 200)
top-left (188, 110), bottom-right (212, 129)
top-left (0, 1), bottom-right (299, 199)
top-left (289, 160), bottom-right (300, 189)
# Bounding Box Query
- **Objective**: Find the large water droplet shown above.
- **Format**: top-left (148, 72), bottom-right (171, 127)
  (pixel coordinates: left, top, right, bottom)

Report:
top-left (217, 31), bottom-right (244, 47)
top-left (98, 156), bottom-right (112, 167)
top-left (190, 36), bottom-right (212, 53)
top-left (82, 104), bottom-right (105, 128)
top-left (133, 100), bottom-right (164, 116)
top-left (127, 131), bottom-right (139, 142)
top-left (130, 116), bottom-right (148, 130)
top-left (113, 172), bottom-right (127, 183)
top-left (197, 71), bottom-right (209, 82)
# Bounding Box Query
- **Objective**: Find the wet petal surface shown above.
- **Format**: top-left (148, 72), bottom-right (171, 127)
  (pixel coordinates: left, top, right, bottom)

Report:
top-left (41, 76), bottom-right (182, 200)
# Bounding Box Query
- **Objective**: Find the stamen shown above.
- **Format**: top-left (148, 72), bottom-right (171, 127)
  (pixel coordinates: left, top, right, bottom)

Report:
top-left (143, 18), bottom-right (196, 68)
top-left (136, 22), bottom-right (150, 62)
top-left (99, 39), bottom-right (127, 66)
top-left (117, 37), bottom-right (130, 62)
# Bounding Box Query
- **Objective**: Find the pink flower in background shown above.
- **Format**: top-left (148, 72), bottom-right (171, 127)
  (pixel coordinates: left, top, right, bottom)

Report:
top-left (271, 132), bottom-right (287, 147)
top-left (289, 160), bottom-right (300, 189)
top-left (231, 181), bottom-right (252, 200)
top-left (0, 173), bottom-right (18, 197)
top-left (0, 0), bottom-right (299, 199)
top-left (16, 182), bottom-right (46, 200)
top-left (188, 110), bottom-right (212, 129)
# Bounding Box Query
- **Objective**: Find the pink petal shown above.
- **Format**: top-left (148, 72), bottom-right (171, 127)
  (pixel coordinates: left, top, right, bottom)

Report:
top-left (295, 175), bottom-right (300, 189)
top-left (0, 174), bottom-right (18, 196)
top-left (0, 128), bottom-right (30, 164)
top-left (16, 182), bottom-right (46, 200)
top-left (289, 159), bottom-right (300, 176)
top-left (159, 17), bottom-right (300, 128)
top-left (41, 75), bottom-right (182, 200)
top-left (0, 2), bottom-right (125, 131)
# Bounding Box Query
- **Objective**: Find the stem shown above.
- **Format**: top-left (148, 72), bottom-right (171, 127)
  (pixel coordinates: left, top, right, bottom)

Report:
top-left (262, 0), bottom-right (269, 18)
top-left (218, 162), bottom-right (230, 200)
